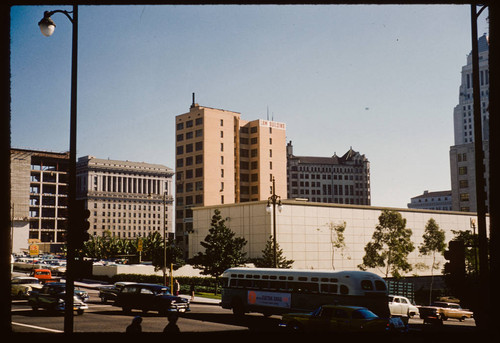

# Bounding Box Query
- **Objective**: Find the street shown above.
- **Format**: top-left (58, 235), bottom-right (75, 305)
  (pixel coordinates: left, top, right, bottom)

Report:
top-left (11, 287), bottom-right (477, 335)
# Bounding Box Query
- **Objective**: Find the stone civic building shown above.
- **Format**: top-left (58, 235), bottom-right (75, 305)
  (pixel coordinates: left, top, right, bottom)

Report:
top-left (76, 156), bottom-right (174, 240)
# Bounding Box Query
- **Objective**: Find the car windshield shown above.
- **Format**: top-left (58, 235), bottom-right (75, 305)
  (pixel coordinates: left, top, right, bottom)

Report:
top-left (352, 309), bottom-right (378, 320)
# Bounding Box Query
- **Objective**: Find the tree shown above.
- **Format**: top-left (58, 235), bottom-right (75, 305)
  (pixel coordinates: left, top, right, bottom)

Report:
top-left (190, 209), bottom-right (247, 293)
top-left (145, 231), bottom-right (185, 272)
top-left (358, 210), bottom-right (414, 278)
top-left (419, 218), bottom-right (446, 304)
top-left (327, 221), bottom-right (348, 270)
top-left (252, 235), bottom-right (294, 268)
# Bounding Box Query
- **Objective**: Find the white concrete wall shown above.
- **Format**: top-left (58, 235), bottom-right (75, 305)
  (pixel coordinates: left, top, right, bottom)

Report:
top-left (191, 201), bottom-right (488, 277)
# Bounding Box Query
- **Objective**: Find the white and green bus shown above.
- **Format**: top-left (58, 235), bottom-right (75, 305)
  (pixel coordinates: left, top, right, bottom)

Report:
top-left (220, 268), bottom-right (390, 318)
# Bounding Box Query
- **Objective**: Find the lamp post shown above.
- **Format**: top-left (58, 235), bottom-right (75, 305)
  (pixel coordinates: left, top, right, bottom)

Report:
top-left (470, 4), bottom-right (489, 328)
top-left (163, 191), bottom-right (168, 287)
top-left (266, 177), bottom-right (282, 268)
top-left (38, 6), bottom-right (78, 334)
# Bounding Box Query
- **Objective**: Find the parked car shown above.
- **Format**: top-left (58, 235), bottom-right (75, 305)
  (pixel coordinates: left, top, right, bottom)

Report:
top-left (75, 287), bottom-right (89, 302)
top-left (29, 268), bottom-right (61, 284)
top-left (418, 301), bottom-right (473, 324)
top-left (98, 281), bottom-right (135, 303)
top-left (114, 283), bottom-right (190, 315)
top-left (279, 304), bottom-right (406, 333)
top-left (388, 295), bottom-right (419, 318)
top-left (28, 282), bottom-right (88, 315)
top-left (11, 276), bottom-right (43, 299)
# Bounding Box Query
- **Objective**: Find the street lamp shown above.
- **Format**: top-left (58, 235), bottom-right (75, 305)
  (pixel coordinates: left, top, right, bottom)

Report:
top-left (38, 6), bottom-right (78, 334)
top-left (266, 177), bottom-right (282, 268)
top-left (470, 4), bottom-right (489, 327)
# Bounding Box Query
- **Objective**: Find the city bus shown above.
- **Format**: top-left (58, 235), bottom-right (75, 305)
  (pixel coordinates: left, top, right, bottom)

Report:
top-left (220, 268), bottom-right (390, 318)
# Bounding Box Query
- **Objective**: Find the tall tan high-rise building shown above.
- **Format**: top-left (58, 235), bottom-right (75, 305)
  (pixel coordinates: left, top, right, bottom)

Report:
top-left (175, 99), bottom-right (287, 256)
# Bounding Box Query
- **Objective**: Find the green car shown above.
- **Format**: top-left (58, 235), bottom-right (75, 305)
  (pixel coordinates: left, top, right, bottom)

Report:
top-left (279, 304), bottom-right (405, 333)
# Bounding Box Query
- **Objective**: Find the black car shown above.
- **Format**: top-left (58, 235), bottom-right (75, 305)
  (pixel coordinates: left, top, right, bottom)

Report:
top-left (114, 283), bottom-right (190, 315)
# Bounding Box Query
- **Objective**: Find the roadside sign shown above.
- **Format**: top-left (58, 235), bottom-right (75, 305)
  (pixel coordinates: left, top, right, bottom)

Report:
top-left (29, 244), bottom-right (39, 256)
top-left (137, 238), bottom-right (143, 252)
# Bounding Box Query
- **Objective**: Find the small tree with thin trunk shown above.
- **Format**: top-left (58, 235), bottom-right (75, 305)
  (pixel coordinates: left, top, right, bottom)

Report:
top-left (419, 218), bottom-right (446, 304)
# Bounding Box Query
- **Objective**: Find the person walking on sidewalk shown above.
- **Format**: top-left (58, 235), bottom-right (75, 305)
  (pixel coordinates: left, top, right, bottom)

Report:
top-left (173, 279), bottom-right (180, 296)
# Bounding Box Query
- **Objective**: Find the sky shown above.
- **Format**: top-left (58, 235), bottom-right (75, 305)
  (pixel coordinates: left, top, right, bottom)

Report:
top-left (9, 4), bottom-right (489, 209)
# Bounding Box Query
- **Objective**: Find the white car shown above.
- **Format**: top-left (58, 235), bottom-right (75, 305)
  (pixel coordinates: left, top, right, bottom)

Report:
top-left (388, 295), bottom-right (419, 317)
top-left (11, 276), bottom-right (43, 299)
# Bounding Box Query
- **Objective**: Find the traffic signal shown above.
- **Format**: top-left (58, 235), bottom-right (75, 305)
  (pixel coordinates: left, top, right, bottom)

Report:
top-left (74, 199), bottom-right (91, 249)
top-left (444, 239), bottom-right (466, 285)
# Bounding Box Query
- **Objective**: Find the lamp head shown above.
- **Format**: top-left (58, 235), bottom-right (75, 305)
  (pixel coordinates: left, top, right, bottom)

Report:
top-left (38, 12), bottom-right (56, 37)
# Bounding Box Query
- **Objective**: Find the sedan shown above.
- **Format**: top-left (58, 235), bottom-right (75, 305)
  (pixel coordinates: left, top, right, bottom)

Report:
top-left (279, 304), bottom-right (405, 333)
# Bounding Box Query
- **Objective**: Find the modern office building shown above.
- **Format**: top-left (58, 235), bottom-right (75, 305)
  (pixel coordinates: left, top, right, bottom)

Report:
top-left (76, 156), bottom-right (174, 240)
top-left (10, 148), bottom-right (70, 253)
top-left (287, 141), bottom-right (370, 205)
top-left (175, 99), bottom-right (287, 255)
top-left (407, 190), bottom-right (452, 211)
top-left (450, 33), bottom-right (490, 212)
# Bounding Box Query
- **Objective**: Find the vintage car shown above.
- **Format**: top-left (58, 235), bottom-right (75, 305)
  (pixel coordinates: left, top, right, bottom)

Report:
top-left (98, 281), bottom-right (135, 303)
top-left (28, 282), bottom-right (88, 315)
top-left (114, 283), bottom-right (190, 315)
top-left (418, 301), bottom-right (473, 324)
top-left (388, 295), bottom-right (419, 318)
top-left (279, 304), bottom-right (406, 333)
top-left (11, 276), bottom-right (43, 299)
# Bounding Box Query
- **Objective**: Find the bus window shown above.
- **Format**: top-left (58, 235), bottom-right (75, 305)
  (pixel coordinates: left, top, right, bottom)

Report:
top-left (374, 280), bottom-right (387, 291)
top-left (321, 284), bottom-right (338, 294)
top-left (288, 276), bottom-right (294, 281)
top-left (279, 276), bottom-right (286, 280)
top-left (298, 277), bottom-right (307, 282)
top-left (253, 275), bottom-right (260, 279)
top-left (330, 278), bottom-right (338, 282)
top-left (245, 274), bottom-right (252, 279)
top-left (361, 280), bottom-right (373, 290)
top-left (340, 284), bottom-right (349, 295)
top-left (262, 275), bottom-right (269, 280)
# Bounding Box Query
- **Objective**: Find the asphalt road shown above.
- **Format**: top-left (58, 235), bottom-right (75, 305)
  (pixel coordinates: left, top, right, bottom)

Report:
top-left (10, 288), bottom-right (477, 336)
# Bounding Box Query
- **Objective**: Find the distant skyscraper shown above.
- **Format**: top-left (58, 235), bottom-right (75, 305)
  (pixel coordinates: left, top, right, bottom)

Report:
top-left (175, 99), bottom-right (287, 256)
top-left (450, 33), bottom-right (489, 212)
top-left (286, 141), bottom-right (370, 205)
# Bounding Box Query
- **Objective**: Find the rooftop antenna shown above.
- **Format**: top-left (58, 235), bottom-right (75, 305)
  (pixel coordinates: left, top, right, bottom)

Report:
top-left (267, 106), bottom-right (269, 120)
top-left (191, 92), bottom-right (196, 107)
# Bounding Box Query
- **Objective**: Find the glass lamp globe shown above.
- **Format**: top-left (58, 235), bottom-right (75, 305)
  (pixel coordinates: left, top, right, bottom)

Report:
top-left (39, 17), bottom-right (56, 37)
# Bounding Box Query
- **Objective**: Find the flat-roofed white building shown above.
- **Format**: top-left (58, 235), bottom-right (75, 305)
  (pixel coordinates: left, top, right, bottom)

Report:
top-left (190, 200), bottom-right (488, 277)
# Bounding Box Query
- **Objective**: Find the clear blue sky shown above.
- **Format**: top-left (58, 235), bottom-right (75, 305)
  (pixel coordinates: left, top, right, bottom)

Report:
top-left (10, 4), bottom-right (489, 208)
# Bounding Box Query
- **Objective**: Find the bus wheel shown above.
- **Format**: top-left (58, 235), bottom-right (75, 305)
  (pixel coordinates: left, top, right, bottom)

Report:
top-left (231, 298), bottom-right (244, 316)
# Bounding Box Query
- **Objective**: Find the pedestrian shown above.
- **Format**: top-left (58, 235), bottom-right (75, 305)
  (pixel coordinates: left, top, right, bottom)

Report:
top-left (190, 283), bottom-right (195, 301)
top-left (163, 313), bottom-right (180, 333)
top-left (126, 316), bottom-right (142, 333)
top-left (174, 279), bottom-right (180, 296)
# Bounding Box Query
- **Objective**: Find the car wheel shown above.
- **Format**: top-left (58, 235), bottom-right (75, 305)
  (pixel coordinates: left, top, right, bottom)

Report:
top-left (76, 309), bottom-right (84, 315)
top-left (288, 321), bottom-right (304, 332)
top-left (100, 296), bottom-right (107, 304)
top-left (122, 307), bottom-right (131, 314)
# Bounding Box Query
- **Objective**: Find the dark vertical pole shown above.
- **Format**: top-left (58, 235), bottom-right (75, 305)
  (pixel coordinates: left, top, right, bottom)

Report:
top-left (470, 4), bottom-right (489, 329)
top-left (487, 2), bottom-right (498, 334)
top-left (272, 177), bottom-right (277, 268)
top-left (64, 5), bottom-right (78, 334)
